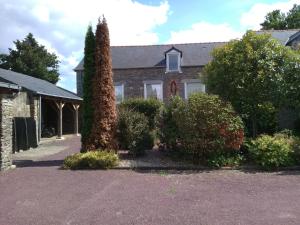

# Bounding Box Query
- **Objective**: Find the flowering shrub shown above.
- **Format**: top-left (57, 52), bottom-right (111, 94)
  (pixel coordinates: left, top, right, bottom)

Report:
top-left (160, 93), bottom-right (244, 162)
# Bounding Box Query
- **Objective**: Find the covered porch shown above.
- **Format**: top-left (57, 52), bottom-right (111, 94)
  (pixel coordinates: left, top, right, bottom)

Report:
top-left (40, 96), bottom-right (81, 140)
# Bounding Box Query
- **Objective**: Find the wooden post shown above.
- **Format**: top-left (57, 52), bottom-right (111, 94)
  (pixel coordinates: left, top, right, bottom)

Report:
top-left (72, 104), bottom-right (80, 136)
top-left (55, 101), bottom-right (65, 139)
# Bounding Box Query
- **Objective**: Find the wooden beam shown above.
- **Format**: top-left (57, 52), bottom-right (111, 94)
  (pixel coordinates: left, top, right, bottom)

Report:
top-left (72, 104), bottom-right (80, 136)
top-left (55, 101), bottom-right (65, 139)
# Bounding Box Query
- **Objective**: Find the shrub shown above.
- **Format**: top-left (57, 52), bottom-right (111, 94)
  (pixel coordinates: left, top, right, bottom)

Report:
top-left (116, 107), bottom-right (153, 156)
top-left (158, 96), bottom-right (182, 150)
top-left (161, 93), bottom-right (244, 162)
top-left (207, 152), bottom-right (244, 168)
top-left (256, 102), bottom-right (278, 135)
top-left (63, 151), bottom-right (119, 170)
top-left (248, 134), bottom-right (294, 170)
top-left (290, 136), bottom-right (300, 164)
top-left (120, 98), bottom-right (163, 129)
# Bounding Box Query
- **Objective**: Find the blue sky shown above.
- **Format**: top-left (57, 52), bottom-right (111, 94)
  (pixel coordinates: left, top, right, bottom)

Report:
top-left (0, 0), bottom-right (299, 92)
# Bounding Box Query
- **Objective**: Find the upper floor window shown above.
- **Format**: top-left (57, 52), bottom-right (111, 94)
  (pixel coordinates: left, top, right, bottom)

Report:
top-left (165, 47), bottom-right (182, 73)
top-left (168, 54), bottom-right (180, 71)
top-left (114, 84), bottom-right (124, 104)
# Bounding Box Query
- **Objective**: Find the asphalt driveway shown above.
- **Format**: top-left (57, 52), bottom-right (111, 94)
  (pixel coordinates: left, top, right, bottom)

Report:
top-left (1, 135), bottom-right (300, 225)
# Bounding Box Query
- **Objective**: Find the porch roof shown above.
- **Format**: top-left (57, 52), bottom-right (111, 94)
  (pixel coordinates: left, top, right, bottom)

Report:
top-left (0, 68), bottom-right (82, 101)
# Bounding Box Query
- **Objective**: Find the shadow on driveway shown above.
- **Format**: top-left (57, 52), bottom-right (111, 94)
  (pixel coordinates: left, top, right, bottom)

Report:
top-left (13, 159), bottom-right (64, 168)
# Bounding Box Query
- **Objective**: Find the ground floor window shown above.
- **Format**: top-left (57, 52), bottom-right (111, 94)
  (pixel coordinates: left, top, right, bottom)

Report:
top-left (144, 81), bottom-right (163, 100)
top-left (114, 84), bottom-right (124, 103)
top-left (184, 79), bottom-right (205, 99)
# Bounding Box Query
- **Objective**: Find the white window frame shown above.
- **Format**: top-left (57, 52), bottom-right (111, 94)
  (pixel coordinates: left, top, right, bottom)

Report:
top-left (182, 79), bottom-right (206, 99)
top-left (143, 80), bottom-right (163, 101)
top-left (166, 50), bottom-right (181, 73)
top-left (114, 83), bottom-right (124, 104)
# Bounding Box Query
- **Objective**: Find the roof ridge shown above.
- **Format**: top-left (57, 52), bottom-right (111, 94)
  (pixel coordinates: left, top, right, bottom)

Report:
top-left (111, 41), bottom-right (228, 48)
top-left (256, 29), bottom-right (300, 32)
top-left (0, 68), bottom-right (52, 84)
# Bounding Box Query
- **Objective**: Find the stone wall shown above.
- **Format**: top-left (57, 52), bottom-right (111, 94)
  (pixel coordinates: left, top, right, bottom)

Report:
top-left (12, 91), bottom-right (31, 117)
top-left (76, 71), bottom-right (84, 97)
top-left (113, 66), bottom-right (203, 102)
top-left (0, 94), bottom-right (13, 171)
top-left (12, 91), bottom-right (40, 142)
top-left (31, 96), bottom-right (40, 142)
top-left (76, 66), bottom-right (203, 102)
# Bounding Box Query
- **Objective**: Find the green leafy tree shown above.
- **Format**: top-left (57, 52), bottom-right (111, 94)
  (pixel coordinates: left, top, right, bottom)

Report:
top-left (261, 4), bottom-right (300, 29)
top-left (260, 10), bottom-right (286, 30)
top-left (205, 31), bottom-right (300, 137)
top-left (89, 17), bottom-right (117, 150)
top-left (81, 25), bottom-right (96, 152)
top-left (0, 33), bottom-right (60, 83)
top-left (286, 4), bottom-right (300, 29)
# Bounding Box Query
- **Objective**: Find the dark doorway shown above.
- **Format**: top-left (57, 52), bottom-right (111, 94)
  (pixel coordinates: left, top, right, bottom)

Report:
top-left (41, 99), bottom-right (58, 137)
top-left (62, 103), bottom-right (75, 134)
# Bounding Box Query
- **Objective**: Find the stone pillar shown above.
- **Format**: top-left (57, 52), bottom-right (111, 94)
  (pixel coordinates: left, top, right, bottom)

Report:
top-left (72, 104), bottom-right (80, 136)
top-left (55, 101), bottom-right (65, 139)
top-left (30, 95), bottom-right (40, 143)
top-left (0, 94), bottom-right (14, 171)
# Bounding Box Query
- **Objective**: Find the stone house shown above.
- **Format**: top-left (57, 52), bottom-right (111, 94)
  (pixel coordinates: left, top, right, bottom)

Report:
top-left (0, 68), bottom-right (82, 171)
top-left (74, 42), bottom-right (225, 102)
top-left (74, 30), bottom-right (300, 104)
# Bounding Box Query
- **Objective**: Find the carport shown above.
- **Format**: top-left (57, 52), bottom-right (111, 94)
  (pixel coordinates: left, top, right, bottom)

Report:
top-left (41, 96), bottom-right (81, 139)
top-left (0, 69), bottom-right (82, 171)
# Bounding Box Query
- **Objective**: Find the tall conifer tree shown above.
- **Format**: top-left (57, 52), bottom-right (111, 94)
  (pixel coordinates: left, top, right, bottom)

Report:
top-left (90, 17), bottom-right (117, 150)
top-left (81, 25), bottom-right (95, 151)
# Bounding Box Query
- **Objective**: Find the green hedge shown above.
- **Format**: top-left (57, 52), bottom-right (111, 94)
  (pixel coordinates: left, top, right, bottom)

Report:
top-left (116, 107), bottom-right (154, 156)
top-left (63, 151), bottom-right (119, 170)
top-left (120, 98), bottom-right (163, 129)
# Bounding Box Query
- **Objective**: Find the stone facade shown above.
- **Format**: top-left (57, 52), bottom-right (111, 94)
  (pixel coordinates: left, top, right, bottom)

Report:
top-left (12, 91), bottom-right (40, 142)
top-left (0, 91), bottom-right (41, 171)
top-left (12, 91), bottom-right (31, 117)
top-left (76, 71), bottom-right (84, 98)
top-left (77, 66), bottom-right (203, 102)
top-left (0, 94), bottom-right (13, 171)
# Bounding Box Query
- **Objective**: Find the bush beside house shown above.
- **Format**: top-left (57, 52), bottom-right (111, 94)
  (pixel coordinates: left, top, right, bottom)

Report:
top-left (116, 107), bottom-right (153, 156)
top-left (247, 132), bottom-right (300, 170)
top-left (159, 93), bottom-right (244, 166)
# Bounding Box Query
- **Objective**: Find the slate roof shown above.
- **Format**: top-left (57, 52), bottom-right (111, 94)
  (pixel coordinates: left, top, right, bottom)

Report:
top-left (0, 68), bottom-right (82, 101)
top-left (74, 42), bottom-right (226, 71)
top-left (75, 30), bottom-right (300, 71)
top-left (256, 29), bottom-right (300, 45)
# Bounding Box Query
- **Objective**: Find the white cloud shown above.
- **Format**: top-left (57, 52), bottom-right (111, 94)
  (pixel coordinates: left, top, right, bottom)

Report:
top-left (31, 5), bottom-right (50, 23)
top-left (167, 22), bottom-right (243, 44)
top-left (166, 0), bottom-right (300, 45)
top-left (0, 0), bottom-right (170, 92)
top-left (240, 0), bottom-right (300, 30)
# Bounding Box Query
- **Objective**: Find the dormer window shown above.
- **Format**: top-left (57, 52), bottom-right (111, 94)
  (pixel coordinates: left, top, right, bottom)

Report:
top-left (168, 54), bottom-right (179, 71)
top-left (165, 47), bottom-right (182, 73)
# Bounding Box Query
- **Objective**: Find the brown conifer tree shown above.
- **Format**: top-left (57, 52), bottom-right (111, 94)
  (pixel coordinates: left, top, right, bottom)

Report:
top-left (89, 17), bottom-right (117, 150)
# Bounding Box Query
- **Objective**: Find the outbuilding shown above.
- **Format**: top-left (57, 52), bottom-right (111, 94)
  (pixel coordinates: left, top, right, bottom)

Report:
top-left (0, 68), bottom-right (82, 171)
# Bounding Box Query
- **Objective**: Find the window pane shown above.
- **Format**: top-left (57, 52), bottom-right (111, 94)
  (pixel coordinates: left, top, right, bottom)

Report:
top-left (186, 82), bottom-right (205, 98)
top-left (115, 85), bottom-right (123, 103)
top-left (146, 83), bottom-right (162, 100)
top-left (168, 54), bottom-right (178, 71)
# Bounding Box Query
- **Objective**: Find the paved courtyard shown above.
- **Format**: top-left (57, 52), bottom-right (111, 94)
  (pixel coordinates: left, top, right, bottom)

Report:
top-left (1, 136), bottom-right (300, 225)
